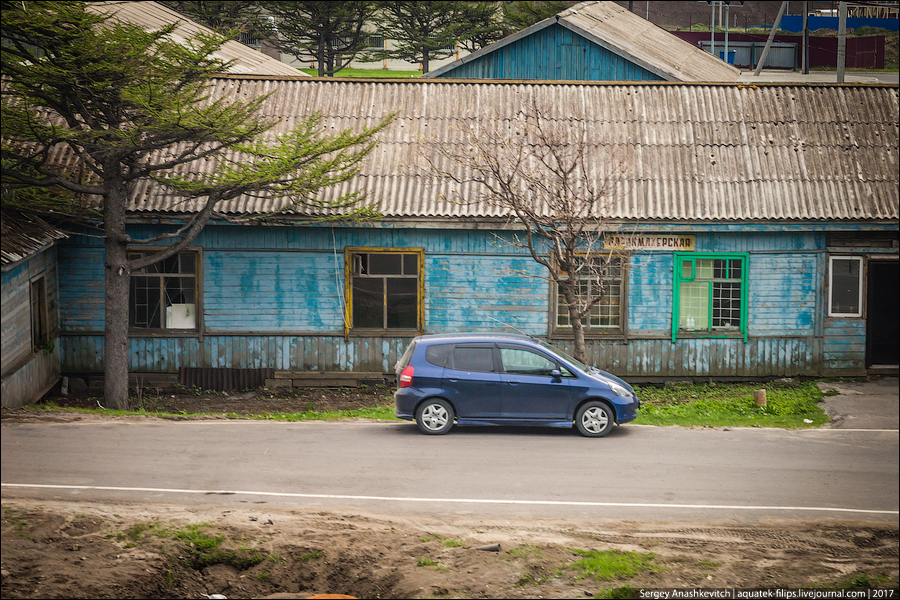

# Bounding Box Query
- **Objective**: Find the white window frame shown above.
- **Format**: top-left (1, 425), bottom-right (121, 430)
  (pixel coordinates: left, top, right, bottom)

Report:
top-left (828, 255), bottom-right (864, 317)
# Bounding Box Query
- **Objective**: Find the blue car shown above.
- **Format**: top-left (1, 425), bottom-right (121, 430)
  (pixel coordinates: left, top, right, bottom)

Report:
top-left (394, 333), bottom-right (640, 437)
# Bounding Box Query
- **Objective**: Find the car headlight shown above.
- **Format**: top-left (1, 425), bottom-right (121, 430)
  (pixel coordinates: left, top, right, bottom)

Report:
top-left (609, 382), bottom-right (633, 398)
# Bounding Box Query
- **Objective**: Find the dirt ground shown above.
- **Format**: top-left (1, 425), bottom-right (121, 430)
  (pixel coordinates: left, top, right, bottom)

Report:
top-left (2, 386), bottom-right (898, 599)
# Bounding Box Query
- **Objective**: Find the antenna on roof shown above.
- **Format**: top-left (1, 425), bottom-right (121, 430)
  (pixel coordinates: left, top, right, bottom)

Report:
top-left (485, 315), bottom-right (532, 337)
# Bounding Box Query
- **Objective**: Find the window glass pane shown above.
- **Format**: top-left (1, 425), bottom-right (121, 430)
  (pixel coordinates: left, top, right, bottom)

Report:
top-left (386, 278), bottom-right (417, 328)
top-left (679, 281), bottom-right (709, 330)
top-left (352, 277), bottom-right (384, 328)
top-left (159, 254), bottom-right (180, 273)
top-left (355, 254), bottom-right (369, 275)
top-left (681, 260), bottom-right (693, 279)
top-left (696, 259), bottom-right (714, 279)
top-left (130, 276), bottom-right (161, 328)
top-left (451, 347), bottom-right (494, 372)
top-left (180, 253), bottom-right (196, 274)
top-left (500, 348), bottom-right (556, 376)
top-left (164, 277), bottom-right (196, 328)
top-left (368, 253), bottom-right (402, 275)
top-left (403, 254), bottom-right (418, 275)
top-left (712, 282), bottom-right (741, 329)
top-left (425, 344), bottom-right (453, 367)
top-left (831, 258), bottom-right (861, 314)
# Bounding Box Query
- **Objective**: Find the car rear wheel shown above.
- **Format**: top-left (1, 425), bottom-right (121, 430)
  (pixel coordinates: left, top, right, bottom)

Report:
top-left (575, 401), bottom-right (614, 437)
top-left (416, 399), bottom-right (454, 435)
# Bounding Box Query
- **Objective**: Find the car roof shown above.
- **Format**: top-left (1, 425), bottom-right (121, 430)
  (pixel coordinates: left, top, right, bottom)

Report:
top-left (414, 332), bottom-right (540, 345)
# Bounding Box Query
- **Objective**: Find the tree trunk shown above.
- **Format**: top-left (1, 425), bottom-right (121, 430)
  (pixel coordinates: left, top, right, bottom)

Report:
top-left (103, 180), bottom-right (131, 409)
top-left (562, 281), bottom-right (588, 363)
top-left (317, 36), bottom-right (326, 76)
top-left (570, 309), bottom-right (587, 363)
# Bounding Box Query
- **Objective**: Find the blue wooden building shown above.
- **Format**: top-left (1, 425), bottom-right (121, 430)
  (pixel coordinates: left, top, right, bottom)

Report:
top-left (1, 211), bottom-right (67, 406)
top-left (52, 78), bottom-right (899, 390)
top-left (424, 1), bottom-right (740, 82)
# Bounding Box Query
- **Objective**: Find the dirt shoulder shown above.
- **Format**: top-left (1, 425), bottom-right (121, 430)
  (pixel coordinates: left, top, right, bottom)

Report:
top-left (2, 498), bottom-right (897, 599)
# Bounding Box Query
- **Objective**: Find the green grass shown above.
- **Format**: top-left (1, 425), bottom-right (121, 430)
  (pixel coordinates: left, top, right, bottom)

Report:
top-left (300, 67), bottom-right (420, 78)
top-left (570, 548), bottom-right (659, 582)
top-left (25, 380), bottom-right (833, 429)
top-left (633, 380), bottom-right (829, 429)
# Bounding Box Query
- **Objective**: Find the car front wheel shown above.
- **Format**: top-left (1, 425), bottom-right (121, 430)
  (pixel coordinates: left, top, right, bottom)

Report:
top-left (415, 399), bottom-right (454, 435)
top-left (575, 401), bottom-right (614, 437)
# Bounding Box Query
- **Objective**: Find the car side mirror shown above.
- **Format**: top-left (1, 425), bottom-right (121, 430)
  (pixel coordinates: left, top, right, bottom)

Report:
top-left (550, 369), bottom-right (562, 382)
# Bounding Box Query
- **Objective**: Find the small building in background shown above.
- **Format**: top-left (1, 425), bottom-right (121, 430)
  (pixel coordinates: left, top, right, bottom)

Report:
top-left (1, 211), bottom-right (67, 407)
top-left (425, 1), bottom-right (740, 81)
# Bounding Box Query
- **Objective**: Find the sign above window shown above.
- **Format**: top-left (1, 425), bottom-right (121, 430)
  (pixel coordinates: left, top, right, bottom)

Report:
top-left (604, 234), bottom-right (695, 251)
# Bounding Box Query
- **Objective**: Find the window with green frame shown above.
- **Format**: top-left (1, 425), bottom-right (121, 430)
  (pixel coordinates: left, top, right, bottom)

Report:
top-left (347, 249), bottom-right (423, 332)
top-left (672, 253), bottom-right (748, 341)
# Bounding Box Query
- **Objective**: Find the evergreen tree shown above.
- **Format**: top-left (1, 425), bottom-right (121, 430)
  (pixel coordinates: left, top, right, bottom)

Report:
top-left (264, 1), bottom-right (378, 76)
top-left (503, 1), bottom-right (573, 31)
top-left (160, 0), bottom-right (270, 40)
top-left (375, 1), bottom-right (504, 73)
top-left (1, 1), bottom-right (393, 409)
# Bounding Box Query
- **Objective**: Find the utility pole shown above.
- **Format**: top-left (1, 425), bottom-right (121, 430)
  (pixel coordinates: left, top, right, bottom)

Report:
top-left (802, 1), bottom-right (809, 74)
top-left (837, 1), bottom-right (847, 82)
top-left (724, 2), bottom-right (730, 62)
top-left (753, 1), bottom-right (788, 76)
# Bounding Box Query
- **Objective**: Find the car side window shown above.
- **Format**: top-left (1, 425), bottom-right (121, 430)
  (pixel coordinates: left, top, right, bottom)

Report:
top-left (448, 346), bottom-right (495, 372)
top-left (499, 347), bottom-right (558, 377)
top-left (425, 343), bottom-right (453, 367)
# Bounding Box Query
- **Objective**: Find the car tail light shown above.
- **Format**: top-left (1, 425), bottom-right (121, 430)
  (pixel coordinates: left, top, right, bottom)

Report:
top-left (399, 365), bottom-right (414, 388)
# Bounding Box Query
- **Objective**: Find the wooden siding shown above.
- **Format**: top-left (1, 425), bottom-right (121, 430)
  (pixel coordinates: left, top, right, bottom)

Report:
top-left (57, 224), bottom-right (886, 378)
top-left (435, 23), bottom-right (663, 81)
top-left (61, 334), bottom-right (414, 375)
top-left (566, 337), bottom-right (822, 380)
top-left (1, 248), bottom-right (61, 406)
top-left (823, 319), bottom-right (867, 376)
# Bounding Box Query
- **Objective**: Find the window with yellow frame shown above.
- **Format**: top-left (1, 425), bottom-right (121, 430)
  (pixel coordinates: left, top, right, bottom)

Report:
top-left (346, 248), bottom-right (424, 332)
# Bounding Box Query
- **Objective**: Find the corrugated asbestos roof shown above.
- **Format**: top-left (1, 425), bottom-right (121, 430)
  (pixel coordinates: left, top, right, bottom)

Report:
top-left (86, 1), bottom-right (306, 77)
top-left (127, 78), bottom-right (899, 224)
top-left (425, 1), bottom-right (741, 82)
top-left (1, 210), bottom-right (68, 268)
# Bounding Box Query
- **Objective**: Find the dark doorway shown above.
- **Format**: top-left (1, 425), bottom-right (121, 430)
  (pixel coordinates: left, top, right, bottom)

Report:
top-left (866, 260), bottom-right (899, 367)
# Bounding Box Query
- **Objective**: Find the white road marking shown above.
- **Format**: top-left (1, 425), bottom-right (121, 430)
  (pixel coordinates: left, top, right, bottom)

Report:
top-left (2, 483), bottom-right (896, 515)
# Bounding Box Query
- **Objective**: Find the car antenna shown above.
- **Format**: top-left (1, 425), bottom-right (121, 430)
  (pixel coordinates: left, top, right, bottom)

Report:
top-left (485, 315), bottom-right (533, 338)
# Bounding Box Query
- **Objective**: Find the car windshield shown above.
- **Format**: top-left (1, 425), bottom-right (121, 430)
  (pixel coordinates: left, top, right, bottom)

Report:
top-left (538, 340), bottom-right (589, 372)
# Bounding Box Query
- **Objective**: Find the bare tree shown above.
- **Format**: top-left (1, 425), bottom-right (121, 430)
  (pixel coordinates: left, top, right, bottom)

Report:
top-left (420, 99), bottom-right (628, 361)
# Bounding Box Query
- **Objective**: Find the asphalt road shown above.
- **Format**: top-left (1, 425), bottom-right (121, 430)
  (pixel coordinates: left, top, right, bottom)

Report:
top-left (2, 419), bottom-right (897, 523)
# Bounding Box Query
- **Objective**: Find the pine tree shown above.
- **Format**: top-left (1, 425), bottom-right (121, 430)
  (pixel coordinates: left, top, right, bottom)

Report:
top-left (264, 1), bottom-right (378, 76)
top-left (375, 1), bottom-right (504, 73)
